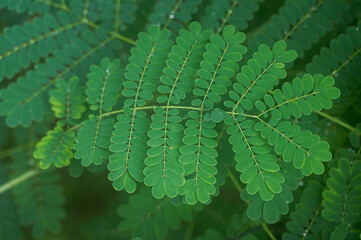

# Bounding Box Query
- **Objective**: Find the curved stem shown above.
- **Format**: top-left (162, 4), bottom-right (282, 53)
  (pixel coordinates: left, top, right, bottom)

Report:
top-left (228, 169), bottom-right (243, 195)
top-left (70, 105), bottom-right (204, 131)
top-left (315, 111), bottom-right (358, 133)
top-left (332, 47), bottom-right (361, 76)
top-left (0, 170), bottom-right (39, 195)
top-left (261, 223), bottom-right (276, 240)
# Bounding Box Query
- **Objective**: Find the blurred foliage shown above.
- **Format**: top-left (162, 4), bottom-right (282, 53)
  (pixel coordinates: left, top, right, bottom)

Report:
top-left (1, 0), bottom-right (361, 239)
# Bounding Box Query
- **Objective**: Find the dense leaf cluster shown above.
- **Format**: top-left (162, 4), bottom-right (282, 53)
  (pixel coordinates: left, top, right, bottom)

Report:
top-left (0, 0), bottom-right (360, 239)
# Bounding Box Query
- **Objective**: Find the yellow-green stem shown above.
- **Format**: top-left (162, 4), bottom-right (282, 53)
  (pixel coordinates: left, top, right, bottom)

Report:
top-left (0, 170), bottom-right (39, 195)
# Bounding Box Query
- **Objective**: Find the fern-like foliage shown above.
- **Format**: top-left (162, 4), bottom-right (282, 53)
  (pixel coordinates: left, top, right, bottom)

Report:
top-left (225, 41), bottom-right (338, 205)
top-left (74, 114), bottom-right (113, 167)
top-left (242, 161), bottom-right (303, 223)
top-left (1, 0), bottom-right (359, 238)
top-left (0, 29), bottom-right (117, 127)
top-left (148, 0), bottom-right (202, 32)
top-left (306, 21), bottom-right (361, 114)
top-left (34, 127), bottom-right (75, 169)
top-left (85, 58), bottom-right (122, 112)
top-left (32, 22), bottom-right (337, 227)
top-left (248, 0), bottom-right (349, 57)
top-left (118, 188), bottom-right (197, 240)
top-left (96, 0), bottom-right (137, 33)
top-left (0, 0), bottom-right (59, 14)
top-left (108, 26), bottom-right (172, 193)
top-left (235, 75), bottom-right (339, 222)
top-left (283, 179), bottom-right (324, 240)
top-left (201, 0), bottom-right (264, 33)
top-left (63, 23), bottom-right (339, 210)
top-left (179, 25), bottom-right (246, 204)
top-left (143, 23), bottom-right (211, 200)
top-left (49, 76), bottom-right (86, 126)
top-left (0, 12), bottom-right (81, 81)
top-left (321, 158), bottom-right (361, 240)
top-left (11, 160), bottom-right (65, 239)
top-left (74, 57), bottom-right (123, 167)
top-left (0, 163), bottom-right (23, 240)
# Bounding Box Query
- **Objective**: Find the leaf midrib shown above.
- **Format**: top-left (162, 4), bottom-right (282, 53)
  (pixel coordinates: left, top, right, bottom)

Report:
top-left (124, 43), bottom-right (157, 173)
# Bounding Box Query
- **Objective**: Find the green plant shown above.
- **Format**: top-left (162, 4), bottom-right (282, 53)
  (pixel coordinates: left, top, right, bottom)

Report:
top-left (0, 0), bottom-right (360, 239)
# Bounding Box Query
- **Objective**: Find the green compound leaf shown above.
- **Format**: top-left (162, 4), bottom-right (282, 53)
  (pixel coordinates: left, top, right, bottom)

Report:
top-left (144, 22), bottom-right (211, 199)
top-left (201, 0), bottom-right (264, 33)
top-left (0, 163), bottom-right (23, 240)
top-left (108, 25), bottom-right (172, 194)
top-left (86, 57), bottom-right (123, 112)
top-left (156, 21), bottom-right (211, 105)
top-left (321, 158), bottom-right (361, 240)
top-left (74, 57), bottom-right (123, 168)
top-left (0, 0), bottom-right (55, 14)
top-left (226, 41), bottom-right (339, 203)
top-left (0, 0), bottom-right (357, 236)
top-left (227, 117), bottom-right (284, 201)
top-left (306, 21), bottom-right (361, 115)
top-left (123, 25), bottom-right (172, 107)
top-left (108, 111), bottom-right (150, 193)
top-left (179, 25), bottom-right (246, 204)
top-left (94, 0), bottom-right (137, 33)
top-left (49, 76), bottom-right (86, 127)
top-left (260, 161), bottom-right (302, 223)
top-left (330, 222), bottom-right (349, 240)
top-left (261, 74), bottom-right (340, 119)
top-left (226, 40), bottom-right (296, 113)
top-left (148, 0), bottom-right (203, 33)
top-left (283, 180), bottom-right (324, 240)
top-left (0, 31), bottom-right (115, 128)
top-left (118, 188), bottom-right (196, 240)
top-left (34, 127), bottom-right (75, 169)
top-left (256, 119), bottom-right (332, 176)
top-left (144, 107), bottom-right (185, 199)
top-left (0, 12), bottom-right (80, 81)
top-left (74, 117), bottom-right (114, 167)
top-left (11, 160), bottom-right (65, 239)
top-left (248, 0), bottom-right (349, 58)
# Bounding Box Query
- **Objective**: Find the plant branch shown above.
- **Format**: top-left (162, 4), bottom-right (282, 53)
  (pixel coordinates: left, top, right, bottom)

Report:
top-left (36, 0), bottom-right (70, 12)
top-left (315, 111), bottom-right (358, 133)
top-left (331, 47), bottom-right (361, 76)
top-left (282, 0), bottom-right (323, 40)
top-left (0, 170), bottom-right (39, 195)
top-left (82, 19), bottom-right (136, 45)
top-left (69, 106), bottom-right (204, 131)
top-left (228, 169), bottom-right (243, 195)
top-left (261, 223), bottom-right (276, 240)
